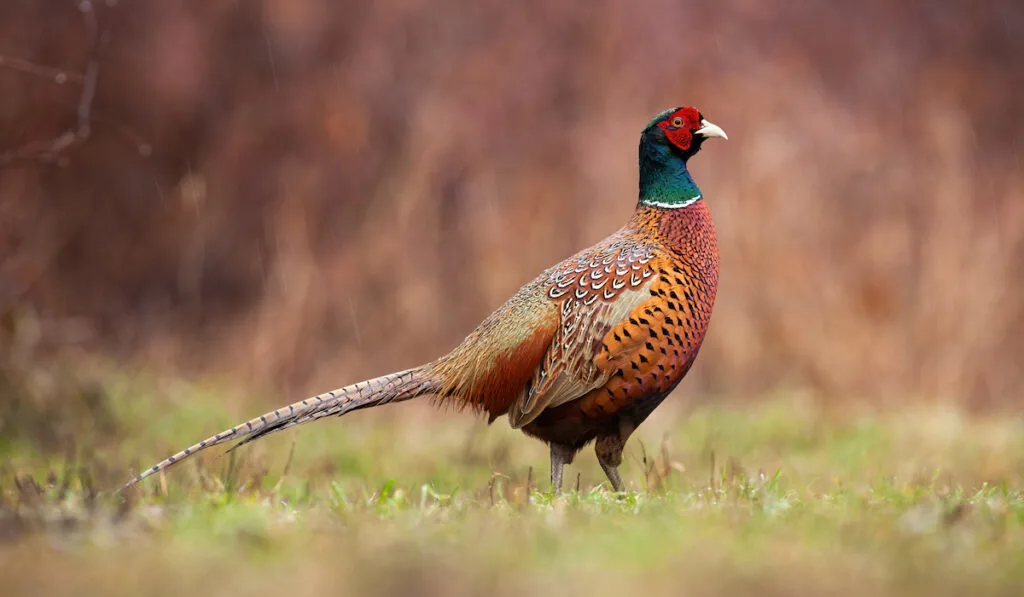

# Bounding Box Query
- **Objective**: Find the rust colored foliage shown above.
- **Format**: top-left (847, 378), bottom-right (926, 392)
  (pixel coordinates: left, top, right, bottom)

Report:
top-left (1, 0), bottom-right (1023, 411)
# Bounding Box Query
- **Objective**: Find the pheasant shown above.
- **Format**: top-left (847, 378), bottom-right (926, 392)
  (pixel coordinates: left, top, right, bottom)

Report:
top-left (123, 106), bottom-right (727, 493)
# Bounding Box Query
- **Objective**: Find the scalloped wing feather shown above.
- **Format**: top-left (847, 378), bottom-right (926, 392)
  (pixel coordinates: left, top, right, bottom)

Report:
top-left (506, 242), bottom-right (660, 428)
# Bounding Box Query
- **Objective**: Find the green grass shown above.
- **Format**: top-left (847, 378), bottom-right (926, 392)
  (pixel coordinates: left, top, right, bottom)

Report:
top-left (3, 375), bottom-right (1024, 597)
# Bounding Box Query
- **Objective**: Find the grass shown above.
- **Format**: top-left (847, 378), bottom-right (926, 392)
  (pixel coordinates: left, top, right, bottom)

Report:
top-left (3, 375), bottom-right (1024, 597)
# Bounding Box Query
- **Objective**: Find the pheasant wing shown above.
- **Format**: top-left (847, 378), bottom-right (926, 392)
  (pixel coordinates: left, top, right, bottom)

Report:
top-left (506, 241), bottom-right (660, 428)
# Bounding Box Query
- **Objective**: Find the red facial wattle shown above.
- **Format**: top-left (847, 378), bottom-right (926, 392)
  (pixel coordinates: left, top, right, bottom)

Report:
top-left (656, 107), bottom-right (703, 152)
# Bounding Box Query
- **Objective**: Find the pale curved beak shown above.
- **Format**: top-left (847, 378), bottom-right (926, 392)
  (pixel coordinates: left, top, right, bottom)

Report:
top-left (695, 119), bottom-right (728, 140)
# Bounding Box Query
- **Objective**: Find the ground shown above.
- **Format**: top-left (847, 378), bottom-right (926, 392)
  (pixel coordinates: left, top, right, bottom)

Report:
top-left (2, 375), bottom-right (1024, 597)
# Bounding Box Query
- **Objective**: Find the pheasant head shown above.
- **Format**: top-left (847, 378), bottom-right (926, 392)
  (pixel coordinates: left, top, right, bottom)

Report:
top-left (639, 106), bottom-right (727, 209)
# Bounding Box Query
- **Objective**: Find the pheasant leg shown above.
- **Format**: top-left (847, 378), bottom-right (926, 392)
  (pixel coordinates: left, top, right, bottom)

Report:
top-left (549, 443), bottom-right (575, 492)
top-left (598, 459), bottom-right (624, 493)
top-left (596, 421), bottom-right (634, 492)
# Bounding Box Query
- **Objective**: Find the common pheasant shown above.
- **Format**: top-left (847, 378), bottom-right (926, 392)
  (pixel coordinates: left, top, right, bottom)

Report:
top-left (124, 106), bottom-right (727, 493)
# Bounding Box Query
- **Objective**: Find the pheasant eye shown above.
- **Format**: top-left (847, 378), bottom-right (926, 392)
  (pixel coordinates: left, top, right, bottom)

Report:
top-left (671, 117), bottom-right (684, 128)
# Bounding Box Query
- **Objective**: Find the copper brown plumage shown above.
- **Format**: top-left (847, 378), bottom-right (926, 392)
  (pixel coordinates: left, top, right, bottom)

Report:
top-left (122, 106), bottom-right (727, 493)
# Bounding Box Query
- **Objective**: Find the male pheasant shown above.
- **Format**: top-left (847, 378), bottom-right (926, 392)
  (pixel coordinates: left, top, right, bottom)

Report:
top-left (124, 106), bottom-right (727, 493)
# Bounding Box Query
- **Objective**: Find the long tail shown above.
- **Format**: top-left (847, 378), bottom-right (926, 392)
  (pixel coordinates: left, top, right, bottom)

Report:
top-left (121, 367), bottom-right (436, 491)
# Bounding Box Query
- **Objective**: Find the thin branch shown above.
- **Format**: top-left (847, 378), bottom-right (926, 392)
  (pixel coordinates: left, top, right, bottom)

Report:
top-left (0, 55), bottom-right (84, 83)
top-left (0, 0), bottom-right (102, 168)
top-left (76, 0), bottom-right (99, 140)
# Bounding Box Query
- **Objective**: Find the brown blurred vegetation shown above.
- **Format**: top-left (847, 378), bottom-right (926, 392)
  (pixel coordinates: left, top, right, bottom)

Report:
top-left (1, 0), bottom-right (1023, 413)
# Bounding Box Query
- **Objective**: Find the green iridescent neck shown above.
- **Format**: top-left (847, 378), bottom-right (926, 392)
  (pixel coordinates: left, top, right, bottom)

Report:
top-left (637, 136), bottom-right (702, 209)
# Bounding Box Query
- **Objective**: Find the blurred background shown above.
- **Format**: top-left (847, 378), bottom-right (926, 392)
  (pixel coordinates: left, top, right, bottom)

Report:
top-left (1, 0), bottom-right (1023, 446)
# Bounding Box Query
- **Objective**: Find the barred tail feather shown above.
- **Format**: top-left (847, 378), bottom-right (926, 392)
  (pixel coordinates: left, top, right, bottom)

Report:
top-left (121, 367), bottom-right (435, 491)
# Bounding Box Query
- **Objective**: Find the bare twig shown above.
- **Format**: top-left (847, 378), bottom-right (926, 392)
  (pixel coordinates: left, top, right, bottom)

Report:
top-left (76, 1), bottom-right (100, 140)
top-left (525, 465), bottom-right (533, 505)
top-left (708, 449), bottom-right (716, 493)
top-left (271, 436), bottom-right (297, 494)
top-left (488, 472), bottom-right (510, 506)
top-left (0, 1), bottom-right (102, 168)
top-left (0, 55), bottom-right (84, 83)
